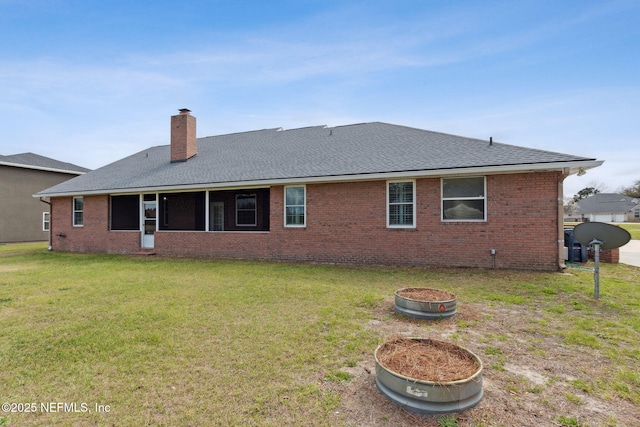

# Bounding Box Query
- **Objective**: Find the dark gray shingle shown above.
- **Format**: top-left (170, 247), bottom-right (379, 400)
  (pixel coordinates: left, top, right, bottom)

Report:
top-left (0, 152), bottom-right (90, 173)
top-left (36, 122), bottom-right (598, 196)
top-left (577, 193), bottom-right (640, 214)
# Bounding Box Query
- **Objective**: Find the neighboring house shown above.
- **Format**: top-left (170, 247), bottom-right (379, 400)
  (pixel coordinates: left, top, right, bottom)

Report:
top-left (577, 193), bottom-right (640, 223)
top-left (36, 109), bottom-right (603, 271)
top-left (1, 153), bottom-right (89, 243)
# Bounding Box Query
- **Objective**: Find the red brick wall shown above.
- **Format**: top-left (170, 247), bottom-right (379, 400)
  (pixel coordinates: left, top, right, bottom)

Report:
top-left (51, 196), bottom-right (140, 254)
top-left (49, 171), bottom-right (563, 270)
top-left (588, 248), bottom-right (620, 263)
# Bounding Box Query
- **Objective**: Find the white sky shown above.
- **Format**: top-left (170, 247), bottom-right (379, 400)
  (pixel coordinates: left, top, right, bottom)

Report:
top-left (1, 0), bottom-right (638, 197)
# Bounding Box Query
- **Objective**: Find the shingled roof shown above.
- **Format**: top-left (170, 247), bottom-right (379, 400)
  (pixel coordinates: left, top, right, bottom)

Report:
top-left (1, 152), bottom-right (89, 174)
top-left (36, 122), bottom-right (602, 197)
top-left (577, 193), bottom-right (640, 214)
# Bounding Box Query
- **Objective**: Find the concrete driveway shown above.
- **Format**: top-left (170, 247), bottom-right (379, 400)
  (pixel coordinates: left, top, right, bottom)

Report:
top-left (619, 240), bottom-right (640, 267)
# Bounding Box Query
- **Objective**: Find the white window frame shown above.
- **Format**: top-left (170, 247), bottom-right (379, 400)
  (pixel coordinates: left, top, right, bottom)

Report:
top-left (284, 185), bottom-right (306, 228)
top-left (441, 176), bottom-right (487, 222)
top-left (73, 196), bottom-right (84, 227)
top-left (43, 212), bottom-right (50, 231)
top-left (235, 194), bottom-right (257, 227)
top-left (387, 180), bottom-right (416, 228)
top-left (634, 209), bottom-right (640, 219)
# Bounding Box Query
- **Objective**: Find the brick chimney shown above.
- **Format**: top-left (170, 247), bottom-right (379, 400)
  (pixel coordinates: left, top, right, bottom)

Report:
top-left (171, 108), bottom-right (197, 162)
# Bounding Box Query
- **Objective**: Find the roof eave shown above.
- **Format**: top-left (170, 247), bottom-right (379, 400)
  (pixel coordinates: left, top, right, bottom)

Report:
top-left (1, 160), bottom-right (87, 175)
top-left (34, 159), bottom-right (603, 198)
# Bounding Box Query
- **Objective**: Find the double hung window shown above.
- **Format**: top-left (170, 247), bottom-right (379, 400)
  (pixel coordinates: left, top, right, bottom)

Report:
top-left (441, 177), bottom-right (486, 221)
top-left (285, 186), bottom-right (306, 227)
top-left (387, 181), bottom-right (415, 228)
top-left (73, 197), bottom-right (84, 226)
top-left (236, 194), bottom-right (257, 226)
top-left (43, 212), bottom-right (50, 231)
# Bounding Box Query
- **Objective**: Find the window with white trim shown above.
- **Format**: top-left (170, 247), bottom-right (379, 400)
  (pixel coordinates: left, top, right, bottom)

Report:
top-left (387, 180), bottom-right (415, 227)
top-left (43, 212), bottom-right (50, 231)
top-left (285, 186), bottom-right (306, 227)
top-left (634, 209), bottom-right (640, 219)
top-left (236, 194), bottom-right (256, 226)
top-left (73, 197), bottom-right (84, 226)
top-left (441, 177), bottom-right (486, 221)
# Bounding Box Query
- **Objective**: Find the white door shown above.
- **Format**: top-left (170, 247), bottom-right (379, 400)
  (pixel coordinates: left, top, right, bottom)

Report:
top-left (211, 202), bottom-right (224, 231)
top-left (142, 197), bottom-right (157, 248)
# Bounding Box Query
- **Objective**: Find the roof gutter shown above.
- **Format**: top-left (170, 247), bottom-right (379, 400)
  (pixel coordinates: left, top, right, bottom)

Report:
top-left (33, 159), bottom-right (604, 198)
top-left (38, 197), bottom-right (53, 250)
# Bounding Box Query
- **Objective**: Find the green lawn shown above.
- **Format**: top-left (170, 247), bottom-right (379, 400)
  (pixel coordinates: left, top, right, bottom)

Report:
top-left (0, 243), bottom-right (639, 426)
top-left (619, 223), bottom-right (640, 240)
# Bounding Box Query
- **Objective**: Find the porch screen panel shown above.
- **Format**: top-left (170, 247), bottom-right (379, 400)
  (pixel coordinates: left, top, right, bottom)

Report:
top-left (208, 188), bottom-right (270, 231)
top-left (111, 195), bottom-right (140, 230)
top-left (159, 191), bottom-right (206, 231)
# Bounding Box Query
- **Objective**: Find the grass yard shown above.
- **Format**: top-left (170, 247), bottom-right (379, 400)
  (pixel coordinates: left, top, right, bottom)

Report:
top-left (619, 223), bottom-right (640, 240)
top-left (1, 243), bottom-right (639, 426)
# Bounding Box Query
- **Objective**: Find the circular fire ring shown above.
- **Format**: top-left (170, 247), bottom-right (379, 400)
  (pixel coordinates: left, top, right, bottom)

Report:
top-left (394, 287), bottom-right (457, 319)
top-left (374, 337), bottom-right (483, 414)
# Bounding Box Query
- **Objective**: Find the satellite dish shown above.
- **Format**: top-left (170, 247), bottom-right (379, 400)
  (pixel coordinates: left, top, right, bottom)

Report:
top-left (573, 222), bottom-right (631, 250)
top-left (572, 222), bottom-right (631, 299)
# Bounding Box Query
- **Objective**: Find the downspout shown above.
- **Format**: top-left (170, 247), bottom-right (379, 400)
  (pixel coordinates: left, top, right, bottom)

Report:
top-left (39, 197), bottom-right (52, 251)
top-left (558, 169), bottom-right (570, 270)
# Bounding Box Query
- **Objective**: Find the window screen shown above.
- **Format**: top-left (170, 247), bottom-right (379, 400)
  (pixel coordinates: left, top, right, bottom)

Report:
top-left (110, 195), bottom-right (140, 230)
top-left (442, 177), bottom-right (486, 221)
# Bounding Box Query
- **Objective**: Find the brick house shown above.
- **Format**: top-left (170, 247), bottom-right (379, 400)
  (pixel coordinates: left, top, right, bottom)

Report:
top-left (36, 109), bottom-right (602, 270)
top-left (1, 153), bottom-right (88, 243)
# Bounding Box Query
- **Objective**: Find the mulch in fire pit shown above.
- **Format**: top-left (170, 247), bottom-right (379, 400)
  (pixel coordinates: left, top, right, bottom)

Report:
top-left (396, 288), bottom-right (455, 302)
top-left (376, 336), bottom-right (480, 383)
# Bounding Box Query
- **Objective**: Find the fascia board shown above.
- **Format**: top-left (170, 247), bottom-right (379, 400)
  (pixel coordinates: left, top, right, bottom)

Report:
top-left (34, 159), bottom-right (603, 198)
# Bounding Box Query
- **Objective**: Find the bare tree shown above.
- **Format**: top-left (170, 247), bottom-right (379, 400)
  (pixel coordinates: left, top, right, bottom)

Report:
top-left (564, 197), bottom-right (579, 216)
top-left (571, 180), bottom-right (610, 203)
top-left (620, 179), bottom-right (640, 198)
top-left (586, 180), bottom-right (610, 193)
